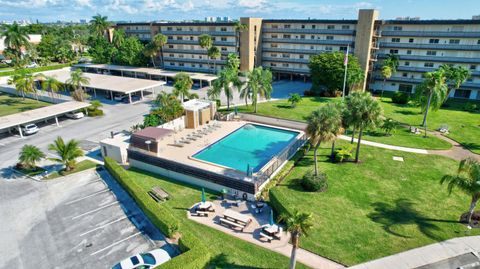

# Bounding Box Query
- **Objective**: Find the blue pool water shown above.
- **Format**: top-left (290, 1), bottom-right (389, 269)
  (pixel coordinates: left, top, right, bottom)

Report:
top-left (193, 124), bottom-right (299, 173)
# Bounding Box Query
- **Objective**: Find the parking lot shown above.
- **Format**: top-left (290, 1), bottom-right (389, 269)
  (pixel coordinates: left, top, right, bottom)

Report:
top-left (0, 168), bottom-right (175, 269)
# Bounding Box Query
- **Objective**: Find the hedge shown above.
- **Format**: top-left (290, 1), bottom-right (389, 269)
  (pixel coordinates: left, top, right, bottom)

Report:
top-left (87, 108), bottom-right (104, 117)
top-left (0, 63), bottom-right (72, 77)
top-left (269, 188), bottom-right (293, 218)
top-left (104, 157), bottom-right (179, 237)
top-left (157, 232), bottom-right (210, 269)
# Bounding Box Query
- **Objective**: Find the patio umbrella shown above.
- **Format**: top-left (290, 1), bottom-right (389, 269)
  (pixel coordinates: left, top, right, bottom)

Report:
top-left (269, 209), bottom-right (274, 226)
top-left (201, 188), bottom-right (206, 204)
top-left (234, 106), bottom-right (238, 115)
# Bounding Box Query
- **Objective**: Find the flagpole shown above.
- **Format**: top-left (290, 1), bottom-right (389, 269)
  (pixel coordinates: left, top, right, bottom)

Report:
top-left (342, 45), bottom-right (349, 99)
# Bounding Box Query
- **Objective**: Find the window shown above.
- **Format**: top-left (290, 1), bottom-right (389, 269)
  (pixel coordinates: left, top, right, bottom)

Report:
top-left (399, 84), bottom-right (413, 93)
top-left (272, 34), bottom-right (278, 38)
top-left (311, 35), bottom-right (315, 39)
top-left (301, 25), bottom-right (305, 29)
top-left (176, 36), bottom-right (183, 40)
top-left (271, 44), bottom-right (278, 48)
top-left (167, 27), bottom-right (172, 31)
top-left (300, 35), bottom-right (305, 39)
top-left (424, 62), bottom-right (434, 68)
top-left (426, 51), bottom-right (437, 56)
top-left (327, 25), bottom-right (335, 29)
top-left (339, 46), bottom-right (347, 52)
top-left (282, 54), bottom-right (290, 58)
top-left (189, 36), bottom-right (194, 40)
top-left (168, 45), bottom-right (174, 48)
top-left (221, 47), bottom-right (227, 51)
top-left (169, 54), bottom-right (174, 57)
top-left (220, 27), bottom-right (227, 32)
top-left (283, 34), bottom-right (291, 39)
top-left (478, 40), bottom-right (480, 45)
top-left (299, 54), bottom-right (304, 59)
top-left (393, 26), bottom-right (403, 31)
top-left (179, 54), bottom-right (184, 58)
top-left (326, 36), bottom-right (334, 40)
top-left (389, 49), bottom-right (399, 54)
top-left (169, 62), bottom-right (175, 66)
top-left (270, 63), bottom-right (277, 67)
top-left (342, 25), bottom-right (350, 30)
top-left (454, 89), bottom-right (471, 99)
top-left (404, 61), bottom-right (410, 66)
top-left (192, 64), bottom-right (196, 67)
top-left (176, 27), bottom-right (182, 31)
top-left (221, 37), bottom-right (227, 41)
top-left (271, 53), bottom-right (277, 57)
top-left (312, 25), bottom-right (316, 29)
top-left (429, 39), bottom-right (440, 44)
top-left (391, 38), bottom-right (400, 43)
top-left (310, 45), bottom-right (314, 49)
top-left (168, 36), bottom-right (173, 40)
top-left (179, 63), bottom-right (184, 67)
top-left (191, 55), bottom-right (195, 58)
top-left (449, 39), bottom-right (460, 44)
top-left (282, 63), bottom-right (289, 67)
top-left (402, 72), bottom-right (408, 77)
top-left (272, 25), bottom-right (278, 29)
top-left (470, 65), bottom-right (477, 70)
top-left (409, 38), bottom-right (414, 43)
top-left (284, 24), bottom-right (291, 29)
top-left (407, 50), bottom-right (412, 55)
top-left (325, 46), bottom-right (333, 51)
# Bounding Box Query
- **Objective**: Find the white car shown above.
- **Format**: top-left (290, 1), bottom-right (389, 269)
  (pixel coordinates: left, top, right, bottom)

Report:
top-left (65, 111), bottom-right (84, 119)
top-left (114, 94), bottom-right (127, 101)
top-left (26, 62), bottom-right (38, 68)
top-left (20, 124), bottom-right (39, 135)
top-left (111, 249), bottom-right (171, 269)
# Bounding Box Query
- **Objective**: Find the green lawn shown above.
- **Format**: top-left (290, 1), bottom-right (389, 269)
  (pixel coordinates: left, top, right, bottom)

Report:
top-left (46, 160), bottom-right (98, 179)
top-left (271, 141), bottom-right (480, 266)
top-left (0, 93), bottom-right (51, 117)
top-left (126, 168), bottom-right (310, 269)
top-left (229, 97), bottom-right (452, 150)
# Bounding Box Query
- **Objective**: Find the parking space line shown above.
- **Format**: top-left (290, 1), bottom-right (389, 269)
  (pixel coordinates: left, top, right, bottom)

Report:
top-left (79, 216), bottom-right (128, 237)
top-left (90, 232), bottom-right (142, 256)
top-left (66, 189), bottom-right (110, 205)
top-left (72, 201), bottom-right (119, 220)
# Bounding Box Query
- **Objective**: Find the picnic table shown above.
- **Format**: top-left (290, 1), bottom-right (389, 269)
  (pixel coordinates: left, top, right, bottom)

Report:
top-left (260, 224), bottom-right (283, 242)
top-left (197, 201), bottom-right (214, 212)
top-left (223, 209), bottom-right (252, 225)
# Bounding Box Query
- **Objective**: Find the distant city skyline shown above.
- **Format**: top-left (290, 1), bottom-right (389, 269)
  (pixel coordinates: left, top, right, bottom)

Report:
top-left (0, 0), bottom-right (479, 23)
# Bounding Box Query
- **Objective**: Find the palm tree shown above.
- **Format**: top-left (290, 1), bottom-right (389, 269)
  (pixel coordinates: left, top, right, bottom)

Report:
top-left (198, 34), bottom-right (213, 71)
top-left (306, 103), bottom-right (343, 175)
top-left (153, 34), bottom-right (167, 68)
top-left (440, 158), bottom-right (480, 224)
top-left (413, 69), bottom-right (448, 137)
top-left (0, 22), bottom-right (30, 61)
top-left (112, 29), bottom-right (125, 49)
top-left (143, 43), bottom-right (158, 68)
top-left (208, 46), bottom-right (221, 73)
top-left (234, 22), bottom-right (248, 55)
top-left (18, 144), bottom-right (45, 169)
top-left (344, 92), bottom-right (383, 163)
top-left (40, 75), bottom-right (62, 102)
top-left (67, 69), bottom-right (90, 102)
top-left (173, 72), bottom-right (193, 103)
top-left (246, 67), bottom-right (273, 113)
top-left (440, 64), bottom-right (471, 95)
top-left (90, 14), bottom-right (111, 38)
top-left (7, 69), bottom-right (40, 100)
top-left (48, 137), bottom-right (84, 172)
top-left (208, 54), bottom-right (244, 110)
top-left (380, 54), bottom-right (399, 98)
top-left (278, 210), bottom-right (314, 269)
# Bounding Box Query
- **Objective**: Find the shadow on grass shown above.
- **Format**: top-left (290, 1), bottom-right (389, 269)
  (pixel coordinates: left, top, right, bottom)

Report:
top-left (368, 198), bottom-right (457, 241)
top-left (275, 104), bottom-right (294, 109)
top-left (462, 142), bottom-right (480, 152)
top-left (208, 253), bottom-right (273, 269)
top-left (394, 110), bottom-right (420, 116)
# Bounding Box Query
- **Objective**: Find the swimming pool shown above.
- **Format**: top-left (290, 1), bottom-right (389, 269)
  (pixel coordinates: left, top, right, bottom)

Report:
top-left (193, 124), bottom-right (299, 173)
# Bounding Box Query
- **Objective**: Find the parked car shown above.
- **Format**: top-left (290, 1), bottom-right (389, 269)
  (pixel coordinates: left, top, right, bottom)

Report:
top-left (122, 95), bottom-right (141, 103)
top-left (113, 94), bottom-right (127, 101)
top-left (26, 62), bottom-right (38, 68)
top-left (111, 249), bottom-right (171, 269)
top-left (14, 124), bottom-right (39, 136)
top-left (1, 59), bottom-right (12, 64)
top-left (65, 111), bottom-right (84, 119)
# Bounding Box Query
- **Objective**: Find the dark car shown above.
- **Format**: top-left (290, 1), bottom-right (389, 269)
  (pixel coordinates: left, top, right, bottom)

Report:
top-left (122, 95), bottom-right (141, 103)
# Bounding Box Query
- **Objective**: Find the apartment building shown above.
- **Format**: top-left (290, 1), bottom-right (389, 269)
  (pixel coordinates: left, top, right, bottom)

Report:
top-left (115, 10), bottom-right (480, 100)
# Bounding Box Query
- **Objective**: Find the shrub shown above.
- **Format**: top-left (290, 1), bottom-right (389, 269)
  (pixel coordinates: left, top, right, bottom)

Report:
top-left (215, 99), bottom-right (221, 108)
top-left (0, 63), bottom-right (71, 77)
top-left (300, 170), bottom-right (328, 192)
top-left (381, 117), bottom-right (398, 136)
top-left (334, 144), bottom-right (354, 163)
top-left (288, 93), bottom-right (302, 108)
top-left (464, 103), bottom-right (478, 112)
top-left (391, 92), bottom-right (410, 104)
top-left (158, 232), bottom-right (210, 269)
top-left (87, 108), bottom-right (103, 117)
top-left (303, 90), bottom-right (316, 97)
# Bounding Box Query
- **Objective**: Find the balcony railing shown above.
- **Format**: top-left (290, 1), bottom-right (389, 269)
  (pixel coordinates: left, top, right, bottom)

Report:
top-left (167, 39), bottom-right (236, 46)
top-left (377, 53), bottom-right (480, 64)
top-left (262, 38), bottom-right (354, 46)
top-left (262, 28), bottom-right (355, 35)
top-left (161, 30), bottom-right (235, 36)
top-left (380, 42), bottom-right (480, 51)
top-left (372, 75), bottom-right (480, 89)
top-left (262, 47), bottom-right (329, 54)
top-left (381, 30), bottom-right (480, 38)
top-left (163, 48), bottom-right (236, 56)
top-left (163, 57), bottom-right (227, 64)
top-left (125, 29), bottom-right (151, 34)
top-left (262, 57), bottom-right (309, 64)
top-left (393, 66), bottom-right (480, 76)
top-left (164, 65), bottom-right (218, 73)
top-left (261, 65), bottom-right (311, 74)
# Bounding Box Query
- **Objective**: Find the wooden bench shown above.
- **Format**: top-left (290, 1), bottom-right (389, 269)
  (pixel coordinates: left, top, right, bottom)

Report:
top-left (219, 217), bottom-right (245, 231)
top-left (259, 232), bottom-right (273, 242)
top-left (148, 186), bottom-right (169, 202)
top-left (193, 211), bottom-right (208, 217)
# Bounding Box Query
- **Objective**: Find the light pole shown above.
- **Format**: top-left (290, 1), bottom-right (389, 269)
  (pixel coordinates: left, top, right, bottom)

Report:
top-left (145, 140), bottom-right (152, 152)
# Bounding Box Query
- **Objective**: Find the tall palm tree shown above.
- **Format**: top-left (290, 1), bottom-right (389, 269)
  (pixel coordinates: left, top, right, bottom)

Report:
top-left (441, 158), bottom-right (480, 224)
top-left (173, 72), bottom-right (193, 103)
top-left (143, 43), bottom-right (158, 68)
top-left (279, 210), bottom-right (314, 269)
top-left (246, 67), bottom-right (273, 113)
top-left (40, 75), bottom-right (62, 102)
top-left (198, 34), bottom-right (213, 71)
top-left (112, 29), bottom-right (125, 49)
top-left (306, 103), bottom-right (343, 175)
top-left (234, 22), bottom-right (248, 55)
top-left (440, 64), bottom-right (471, 95)
top-left (0, 22), bottom-right (30, 61)
top-left (153, 34), bottom-right (167, 68)
top-left (7, 69), bottom-right (40, 100)
top-left (48, 137), bottom-right (84, 172)
top-left (380, 54), bottom-right (399, 98)
top-left (67, 69), bottom-right (90, 102)
top-left (90, 14), bottom-right (111, 38)
top-left (18, 144), bottom-right (45, 169)
top-left (208, 46), bottom-right (221, 73)
top-left (344, 92), bottom-right (383, 163)
top-left (208, 54), bottom-right (244, 109)
top-left (414, 69), bottom-right (448, 137)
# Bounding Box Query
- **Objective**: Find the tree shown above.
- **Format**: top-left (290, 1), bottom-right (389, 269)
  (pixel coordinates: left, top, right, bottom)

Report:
top-left (90, 100), bottom-right (102, 110)
top-left (380, 54), bottom-right (399, 97)
top-left (173, 72), bottom-right (193, 103)
top-left (440, 64), bottom-right (471, 94)
top-left (234, 22), bottom-right (247, 55)
top-left (208, 46), bottom-right (221, 73)
top-left (208, 53), bottom-right (244, 110)
top-left (381, 117), bottom-right (398, 136)
top-left (413, 69), bottom-right (448, 137)
top-left (67, 69), bottom-right (90, 102)
top-left (152, 92), bottom-right (184, 122)
top-left (18, 144), bottom-right (45, 169)
top-left (88, 36), bottom-right (117, 64)
top-left (143, 42), bottom-right (158, 68)
top-left (308, 52), bottom-right (364, 95)
top-left (153, 34), bottom-right (167, 68)
top-left (90, 14), bottom-right (111, 38)
top-left (440, 158), bottom-right (480, 224)
top-left (112, 29), bottom-right (125, 49)
top-left (344, 91), bottom-right (383, 163)
top-left (115, 36), bottom-right (146, 66)
top-left (7, 69), bottom-right (40, 100)
top-left (278, 210), bottom-right (314, 269)
top-left (306, 103), bottom-right (343, 175)
top-left (288, 93), bottom-right (302, 108)
top-left (40, 75), bottom-right (62, 102)
top-left (48, 137), bottom-right (84, 171)
top-left (0, 22), bottom-right (30, 62)
top-left (246, 67), bottom-right (273, 113)
top-left (198, 34), bottom-right (213, 71)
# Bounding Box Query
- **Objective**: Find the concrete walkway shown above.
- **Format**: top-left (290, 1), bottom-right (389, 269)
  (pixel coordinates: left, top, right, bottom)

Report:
top-left (428, 132), bottom-right (480, 162)
top-left (349, 236), bottom-right (480, 269)
top-left (339, 135), bottom-right (429, 154)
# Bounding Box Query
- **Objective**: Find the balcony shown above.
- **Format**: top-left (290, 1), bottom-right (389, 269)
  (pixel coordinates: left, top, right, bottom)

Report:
top-left (380, 30), bottom-right (480, 38)
top-left (262, 38), bottom-right (354, 46)
top-left (161, 30), bottom-right (235, 36)
top-left (262, 28), bottom-right (355, 35)
top-left (163, 57), bottom-right (227, 64)
top-left (167, 39), bottom-right (236, 46)
top-left (377, 53), bottom-right (480, 64)
top-left (163, 48), bottom-right (237, 56)
top-left (125, 29), bottom-right (151, 34)
top-left (262, 47), bottom-right (327, 54)
top-left (380, 42), bottom-right (480, 51)
top-left (164, 65), bottom-right (216, 73)
top-left (262, 57), bottom-right (309, 64)
top-left (394, 66), bottom-right (480, 76)
top-left (261, 65), bottom-right (311, 74)
top-left (372, 75), bottom-right (480, 89)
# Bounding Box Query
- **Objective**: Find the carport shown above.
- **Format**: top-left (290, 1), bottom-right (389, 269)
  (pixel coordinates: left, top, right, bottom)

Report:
top-left (47, 69), bottom-right (166, 103)
top-left (0, 101), bottom-right (90, 138)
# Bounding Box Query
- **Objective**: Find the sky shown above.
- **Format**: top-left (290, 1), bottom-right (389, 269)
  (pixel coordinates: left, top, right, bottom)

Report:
top-left (0, 0), bottom-right (479, 23)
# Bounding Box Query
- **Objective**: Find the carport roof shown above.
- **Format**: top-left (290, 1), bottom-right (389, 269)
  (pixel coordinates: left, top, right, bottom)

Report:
top-left (47, 69), bottom-right (166, 94)
top-left (0, 101), bottom-right (90, 130)
top-left (132, 127), bottom-right (174, 141)
top-left (74, 63), bottom-right (218, 82)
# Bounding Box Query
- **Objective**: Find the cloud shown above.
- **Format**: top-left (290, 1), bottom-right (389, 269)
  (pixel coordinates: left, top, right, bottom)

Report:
top-left (75, 0), bottom-right (93, 7)
top-left (105, 0), bottom-right (138, 14)
top-left (143, 0), bottom-right (194, 12)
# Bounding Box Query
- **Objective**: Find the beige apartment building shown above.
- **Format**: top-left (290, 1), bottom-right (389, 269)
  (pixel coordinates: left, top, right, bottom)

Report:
top-left (116, 9), bottom-right (480, 100)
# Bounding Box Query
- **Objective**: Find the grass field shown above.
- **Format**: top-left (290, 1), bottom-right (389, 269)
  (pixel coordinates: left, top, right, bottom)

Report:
top-left (46, 160), bottom-right (98, 179)
top-left (271, 141), bottom-right (480, 266)
top-left (0, 93), bottom-right (51, 117)
top-left (126, 168), bottom-right (310, 269)
top-left (229, 97), bottom-right (453, 150)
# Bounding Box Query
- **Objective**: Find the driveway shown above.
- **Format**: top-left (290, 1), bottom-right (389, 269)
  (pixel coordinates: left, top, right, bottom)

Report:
top-left (0, 168), bottom-right (175, 269)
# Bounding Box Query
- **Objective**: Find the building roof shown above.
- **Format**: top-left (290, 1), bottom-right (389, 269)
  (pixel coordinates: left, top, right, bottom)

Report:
top-left (263, 19), bottom-right (358, 24)
top-left (100, 131), bottom-right (130, 148)
top-left (132, 127), bottom-right (174, 141)
top-left (381, 19), bottom-right (480, 25)
top-left (46, 68), bottom-right (166, 94)
top-left (183, 99), bottom-right (212, 111)
top-left (0, 101), bottom-right (90, 130)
